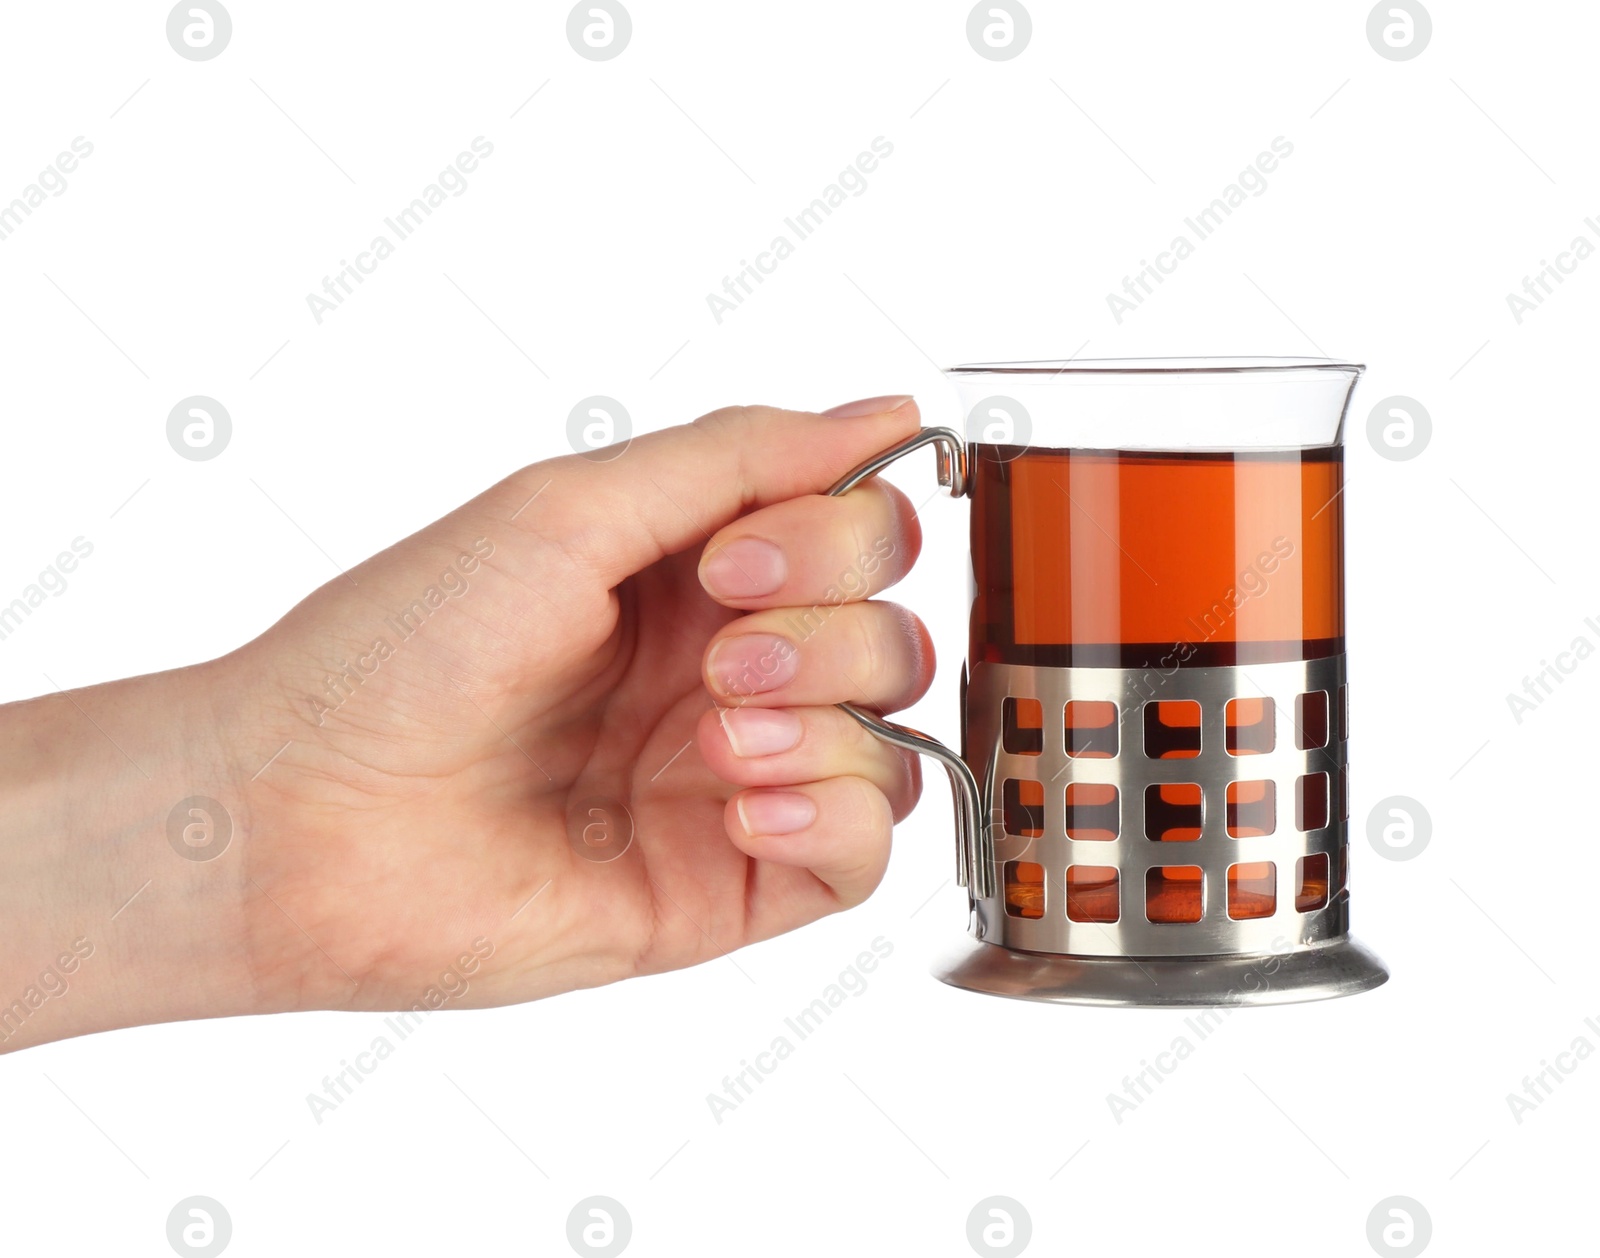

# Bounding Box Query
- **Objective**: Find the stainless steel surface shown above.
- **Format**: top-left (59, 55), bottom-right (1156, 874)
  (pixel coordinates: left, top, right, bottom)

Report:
top-left (826, 428), bottom-right (990, 895)
top-left (933, 936), bottom-right (1389, 1007)
top-left (969, 656), bottom-right (1350, 957)
top-left (834, 704), bottom-right (990, 899)
top-left (827, 425), bottom-right (969, 499)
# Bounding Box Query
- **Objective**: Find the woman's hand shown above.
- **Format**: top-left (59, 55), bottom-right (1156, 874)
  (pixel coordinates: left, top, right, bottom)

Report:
top-left (0, 397), bottom-right (933, 1049)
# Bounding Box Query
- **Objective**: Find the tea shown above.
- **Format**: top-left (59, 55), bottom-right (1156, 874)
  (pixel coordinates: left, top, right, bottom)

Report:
top-left (969, 446), bottom-right (1343, 670)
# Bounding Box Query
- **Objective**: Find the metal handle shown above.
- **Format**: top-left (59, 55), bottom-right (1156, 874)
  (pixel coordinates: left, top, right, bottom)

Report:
top-left (826, 427), bottom-right (992, 899)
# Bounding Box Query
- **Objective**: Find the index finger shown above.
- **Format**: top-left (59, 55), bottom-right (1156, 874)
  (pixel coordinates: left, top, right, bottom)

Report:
top-left (696, 478), bottom-right (922, 610)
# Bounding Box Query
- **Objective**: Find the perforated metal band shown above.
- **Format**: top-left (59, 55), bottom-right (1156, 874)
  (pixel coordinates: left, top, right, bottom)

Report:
top-left (966, 655), bottom-right (1350, 958)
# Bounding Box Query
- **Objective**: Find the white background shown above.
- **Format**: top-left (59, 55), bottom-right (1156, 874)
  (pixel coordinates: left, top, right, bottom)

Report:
top-left (0, 2), bottom-right (1593, 1255)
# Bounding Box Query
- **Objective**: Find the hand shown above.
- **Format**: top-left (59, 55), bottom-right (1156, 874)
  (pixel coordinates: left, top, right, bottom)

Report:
top-left (0, 397), bottom-right (933, 1048)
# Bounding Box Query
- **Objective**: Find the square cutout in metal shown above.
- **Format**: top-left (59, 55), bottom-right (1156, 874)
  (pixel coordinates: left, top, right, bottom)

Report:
top-left (1225, 780), bottom-right (1276, 837)
top-left (1002, 697), bottom-right (1043, 756)
top-left (1144, 700), bottom-right (1201, 759)
top-left (1296, 772), bottom-right (1330, 832)
top-left (1003, 778), bottom-right (1044, 838)
top-left (1066, 865), bottom-right (1119, 922)
top-left (1064, 782), bottom-right (1118, 841)
top-left (1295, 689), bottom-right (1329, 751)
top-left (1065, 700), bottom-right (1118, 758)
top-left (1225, 697), bottom-right (1275, 755)
top-left (1004, 860), bottom-right (1045, 919)
top-left (1146, 866), bottom-right (1204, 923)
top-left (1145, 782), bottom-right (1203, 841)
top-left (1227, 861), bottom-right (1276, 919)
top-left (1295, 853), bottom-right (1329, 911)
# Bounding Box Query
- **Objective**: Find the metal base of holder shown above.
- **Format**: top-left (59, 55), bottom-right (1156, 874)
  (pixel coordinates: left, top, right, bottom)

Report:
top-left (934, 937), bottom-right (1389, 1008)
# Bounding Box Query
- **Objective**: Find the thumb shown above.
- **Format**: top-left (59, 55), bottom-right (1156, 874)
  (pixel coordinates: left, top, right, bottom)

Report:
top-left (502, 396), bottom-right (922, 588)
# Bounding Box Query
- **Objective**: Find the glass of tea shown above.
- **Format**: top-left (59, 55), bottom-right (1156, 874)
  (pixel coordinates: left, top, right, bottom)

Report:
top-left (828, 357), bottom-right (1387, 1007)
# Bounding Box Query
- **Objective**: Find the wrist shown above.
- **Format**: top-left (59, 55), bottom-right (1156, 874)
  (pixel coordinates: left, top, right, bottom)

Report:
top-left (0, 658), bottom-right (260, 1051)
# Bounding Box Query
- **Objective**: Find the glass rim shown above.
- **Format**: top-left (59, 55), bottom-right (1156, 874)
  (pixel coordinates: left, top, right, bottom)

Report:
top-left (945, 355), bottom-right (1364, 377)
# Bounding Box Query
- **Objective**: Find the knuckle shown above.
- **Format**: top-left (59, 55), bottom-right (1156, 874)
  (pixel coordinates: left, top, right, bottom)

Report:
top-left (839, 705), bottom-right (878, 756)
top-left (897, 605), bottom-right (934, 696)
top-left (831, 712), bottom-right (918, 818)
top-left (889, 481), bottom-right (923, 557)
top-left (692, 405), bottom-right (786, 508)
top-left (850, 607), bottom-right (886, 698)
top-left (828, 778), bottom-right (894, 906)
top-left (891, 750), bottom-right (923, 820)
top-left (870, 482), bottom-right (920, 573)
top-left (845, 483), bottom-right (899, 594)
top-left (693, 404), bottom-right (783, 441)
top-left (693, 405), bottom-right (750, 433)
top-left (842, 774), bottom-right (893, 831)
top-left (877, 602), bottom-right (928, 695)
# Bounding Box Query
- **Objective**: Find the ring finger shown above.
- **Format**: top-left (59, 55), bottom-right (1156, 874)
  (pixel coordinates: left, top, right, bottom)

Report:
top-left (695, 703), bottom-right (922, 820)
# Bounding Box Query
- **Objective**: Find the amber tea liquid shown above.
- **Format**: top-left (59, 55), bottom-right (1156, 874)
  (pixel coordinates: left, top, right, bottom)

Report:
top-left (972, 445), bottom-right (1344, 924)
top-left (971, 445), bottom-right (1343, 667)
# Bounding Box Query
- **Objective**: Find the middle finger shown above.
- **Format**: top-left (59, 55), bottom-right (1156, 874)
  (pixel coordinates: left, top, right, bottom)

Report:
top-left (703, 600), bottom-right (933, 711)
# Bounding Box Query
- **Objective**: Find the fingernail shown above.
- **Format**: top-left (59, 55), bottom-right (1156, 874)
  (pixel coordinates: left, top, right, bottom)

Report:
top-left (821, 394), bottom-right (913, 419)
top-left (720, 707), bottom-right (802, 757)
top-left (701, 538), bottom-right (786, 599)
top-left (736, 791), bottom-right (817, 836)
top-left (707, 634), bottom-right (799, 697)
